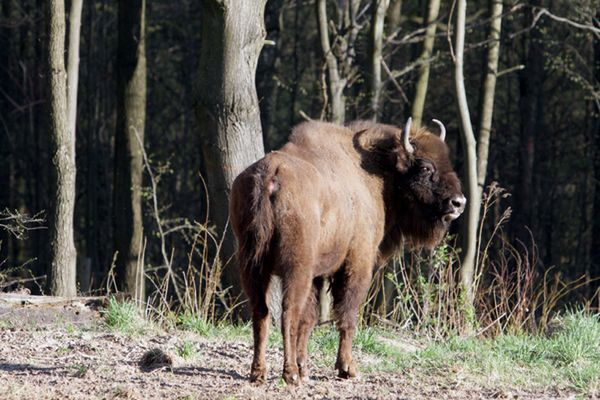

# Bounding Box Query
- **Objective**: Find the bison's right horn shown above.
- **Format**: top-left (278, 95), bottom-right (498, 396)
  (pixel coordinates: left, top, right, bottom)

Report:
top-left (432, 119), bottom-right (446, 142)
top-left (402, 117), bottom-right (414, 154)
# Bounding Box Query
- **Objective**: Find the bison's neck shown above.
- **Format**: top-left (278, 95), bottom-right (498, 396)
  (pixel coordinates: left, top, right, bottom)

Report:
top-left (377, 178), bottom-right (406, 261)
top-left (379, 190), bottom-right (447, 260)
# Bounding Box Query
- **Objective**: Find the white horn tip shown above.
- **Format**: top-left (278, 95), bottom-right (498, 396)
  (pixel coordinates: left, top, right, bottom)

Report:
top-left (431, 119), bottom-right (446, 142)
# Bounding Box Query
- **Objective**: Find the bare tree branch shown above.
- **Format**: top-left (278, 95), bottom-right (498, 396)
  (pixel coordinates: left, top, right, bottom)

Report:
top-left (0, 209), bottom-right (45, 240)
top-left (535, 7), bottom-right (600, 39)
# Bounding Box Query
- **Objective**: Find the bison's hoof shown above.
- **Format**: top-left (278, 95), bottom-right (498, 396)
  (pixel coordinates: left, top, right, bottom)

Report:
top-left (283, 368), bottom-right (300, 385)
top-left (298, 363), bottom-right (308, 380)
top-left (250, 367), bottom-right (267, 384)
top-left (336, 361), bottom-right (358, 379)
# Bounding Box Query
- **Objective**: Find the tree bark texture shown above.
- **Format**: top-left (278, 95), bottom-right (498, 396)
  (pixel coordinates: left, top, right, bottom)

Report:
top-left (476, 0), bottom-right (503, 190)
top-left (386, 0), bottom-right (402, 36)
top-left (66, 0), bottom-right (82, 138)
top-left (46, 0), bottom-right (77, 296)
top-left (114, 0), bottom-right (147, 301)
top-left (410, 0), bottom-right (440, 127)
top-left (316, 0), bottom-right (346, 124)
top-left (369, 0), bottom-right (389, 120)
top-left (196, 0), bottom-right (267, 296)
top-left (453, 0), bottom-right (479, 306)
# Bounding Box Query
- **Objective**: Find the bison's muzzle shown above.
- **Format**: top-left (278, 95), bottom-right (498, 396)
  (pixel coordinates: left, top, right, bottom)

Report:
top-left (442, 194), bottom-right (467, 223)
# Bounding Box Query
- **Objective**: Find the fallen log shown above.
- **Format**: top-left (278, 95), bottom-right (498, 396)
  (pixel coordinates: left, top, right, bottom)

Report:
top-left (0, 293), bottom-right (109, 309)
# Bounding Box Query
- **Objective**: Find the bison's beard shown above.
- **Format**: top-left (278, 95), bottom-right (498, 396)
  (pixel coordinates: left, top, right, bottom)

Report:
top-left (379, 212), bottom-right (450, 261)
top-left (403, 219), bottom-right (449, 250)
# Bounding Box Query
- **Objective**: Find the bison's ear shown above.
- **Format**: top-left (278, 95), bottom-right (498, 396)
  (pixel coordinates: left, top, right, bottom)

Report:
top-left (354, 128), bottom-right (393, 156)
top-left (354, 129), bottom-right (371, 150)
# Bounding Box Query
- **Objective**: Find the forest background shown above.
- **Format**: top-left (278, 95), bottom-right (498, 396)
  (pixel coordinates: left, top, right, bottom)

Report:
top-left (1, 0), bottom-right (599, 332)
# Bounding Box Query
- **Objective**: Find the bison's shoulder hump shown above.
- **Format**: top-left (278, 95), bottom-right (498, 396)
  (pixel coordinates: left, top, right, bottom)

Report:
top-left (288, 121), bottom-right (353, 146)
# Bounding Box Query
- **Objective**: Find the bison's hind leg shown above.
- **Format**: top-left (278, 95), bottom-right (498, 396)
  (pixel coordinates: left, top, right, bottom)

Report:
top-left (280, 262), bottom-right (315, 385)
top-left (331, 261), bottom-right (373, 379)
top-left (295, 277), bottom-right (321, 380)
top-left (242, 267), bottom-right (272, 384)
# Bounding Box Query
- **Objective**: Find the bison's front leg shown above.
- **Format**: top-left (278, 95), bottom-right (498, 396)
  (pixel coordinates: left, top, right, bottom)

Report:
top-left (331, 263), bottom-right (373, 379)
top-left (281, 269), bottom-right (313, 385)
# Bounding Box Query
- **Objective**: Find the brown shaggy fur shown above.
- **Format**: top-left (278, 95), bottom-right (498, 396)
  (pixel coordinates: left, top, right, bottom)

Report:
top-left (229, 120), bottom-right (464, 385)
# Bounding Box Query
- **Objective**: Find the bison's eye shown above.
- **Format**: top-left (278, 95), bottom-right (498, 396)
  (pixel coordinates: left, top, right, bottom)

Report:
top-left (420, 165), bottom-right (433, 175)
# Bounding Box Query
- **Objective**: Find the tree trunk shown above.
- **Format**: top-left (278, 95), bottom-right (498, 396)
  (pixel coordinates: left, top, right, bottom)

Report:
top-left (67, 0), bottom-right (83, 289)
top-left (453, 0), bottom-right (479, 307)
top-left (290, 0), bottom-right (301, 126)
top-left (196, 0), bottom-right (267, 300)
top-left (113, 0), bottom-right (147, 302)
top-left (386, 0), bottom-right (402, 36)
top-left (369, 0), bottom-right (389, 120)
top-left (476, 0), bottom-right (503, 189)
top-left (46, 0), bottom-right (77, 296)
top-left (66, 0), bottom-right (82, 138)
top-left (316, 0), bottom-right (346, 124)
top-left (410, 0), bottom-right (440, 127)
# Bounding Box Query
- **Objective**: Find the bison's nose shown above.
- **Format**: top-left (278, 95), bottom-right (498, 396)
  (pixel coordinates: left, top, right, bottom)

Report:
top-left (442, 195), bottom-right (466, 223)
top-left (450, 195), bottom-right (466, 213)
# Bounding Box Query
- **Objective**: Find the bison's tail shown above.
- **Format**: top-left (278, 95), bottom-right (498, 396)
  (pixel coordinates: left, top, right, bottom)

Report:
top-left (234, 162), bottom-right (277, 277)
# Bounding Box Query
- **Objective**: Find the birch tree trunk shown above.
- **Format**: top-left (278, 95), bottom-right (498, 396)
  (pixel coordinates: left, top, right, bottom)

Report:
top-left (316, 0), bottom-right (346, 124)
top-left (453, 0), bottom-right (479, 306)
top-left (386, 0), bottom-right (402, 35)
top-left (476, 0), bottom-right (503, 189)
top-left (66, 0), bottom-right (82, 138)
top-left (196, 0), bottom-right (267, 299)
top-left (67, 0), bottom-right (84, 289)
top-left (46, 0), bottom-right (77, 296)
top-left (113, 0), bottom-right (146, 302)
top-left (369, 0), bottom-right (389, 120)
top-left (411, 0), bottom-right (440, 127)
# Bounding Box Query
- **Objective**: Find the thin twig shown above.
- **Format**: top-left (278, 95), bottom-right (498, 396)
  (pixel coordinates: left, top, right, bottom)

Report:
top-left (381, 59), bottom-right (410, 104)
top-left (447, 0), bottom-right (457, 62)
top-left (496, 64), bottom-right (525, 78)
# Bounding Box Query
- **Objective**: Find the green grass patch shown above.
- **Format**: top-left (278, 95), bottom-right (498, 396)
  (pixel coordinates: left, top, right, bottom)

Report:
top-left (305, 325), bottom-right (406, 370)
top-left (176, 312), bottom-right (251, 340)
top-left (402, 310), bottom-right (600, 394)
top-left (101, 297), bottom-right (147, 334)
top-left (176, 340), bottom-right (198, 360)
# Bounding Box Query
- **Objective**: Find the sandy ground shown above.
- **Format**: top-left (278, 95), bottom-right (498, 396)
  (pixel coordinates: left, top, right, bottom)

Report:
top-left (0, 297), bottom-right (579, 400)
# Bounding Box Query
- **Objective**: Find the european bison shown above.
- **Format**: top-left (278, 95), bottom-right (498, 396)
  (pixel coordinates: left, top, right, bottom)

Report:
top-left (229, 118), bottom-right (465, 385)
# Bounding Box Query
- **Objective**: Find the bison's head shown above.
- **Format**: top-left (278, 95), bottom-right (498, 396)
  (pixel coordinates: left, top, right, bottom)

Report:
top-left (392, 118), bottom-right (466, 248)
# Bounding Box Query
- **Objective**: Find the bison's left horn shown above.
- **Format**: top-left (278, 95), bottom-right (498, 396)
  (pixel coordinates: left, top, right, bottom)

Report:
top-left (402, 117), bottom-right (414, 154)
top-left (432, 119), bottom-right (446, 142)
